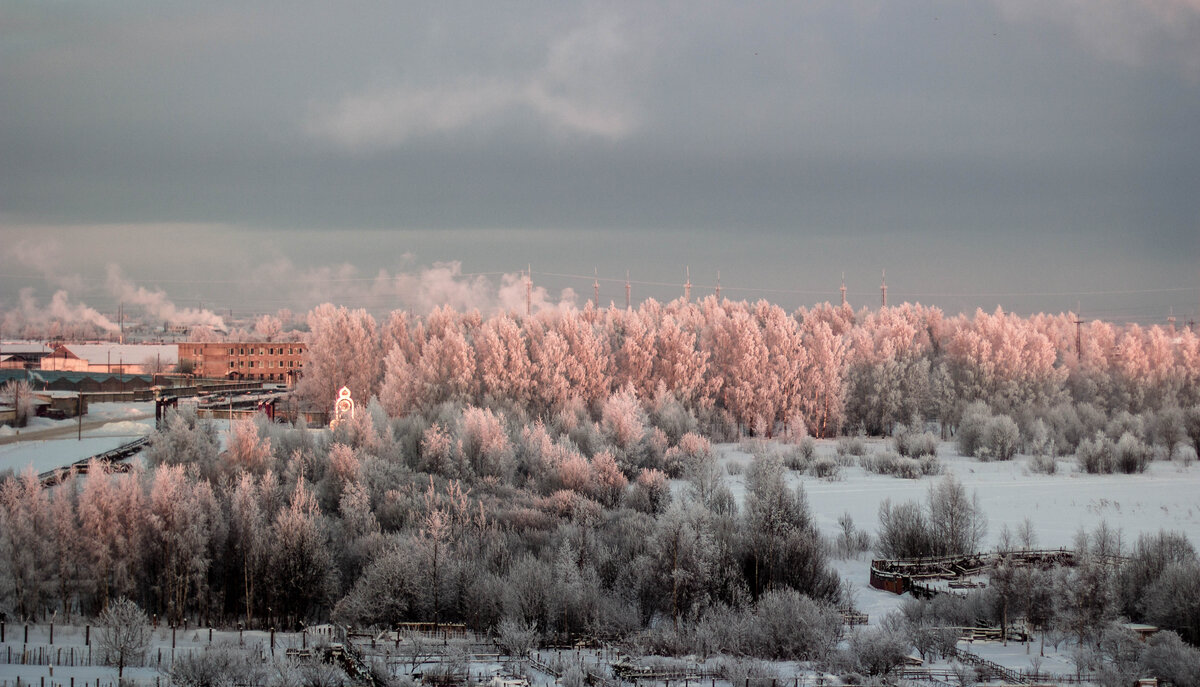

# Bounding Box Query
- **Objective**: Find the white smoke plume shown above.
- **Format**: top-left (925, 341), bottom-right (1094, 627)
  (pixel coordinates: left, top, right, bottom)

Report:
top-left (252, 258), bottom-right (579, 316)
top-left (1, 287), bottom-right (120, 337)
top-left (105, 264), bottom-right (227, 330)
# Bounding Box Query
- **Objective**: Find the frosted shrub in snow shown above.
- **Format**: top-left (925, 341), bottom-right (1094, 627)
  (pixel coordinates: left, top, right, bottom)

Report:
top-left (726, 460), bottom-right (744, 475)
top-left (1077, 433), bottom-right (1114, 474)
top-left (980, 414), bottom-right (1020, 461)
top-left (860, 451), bottom-right (937, 479)
top-left (1174, 443), bottom-right (1197, 467)
top-left (1112, 432), bottom-right (1151, 474)
top-left (894, 428), bottom-right (938, 458)
top-left (1028, 453), bottom-right (1058, 475)
top-left (808, 456), bottom-right (840, 480)
top-left (956, 401), bottom-right (992, 457)
top-left (836, 435), bottom-right (867, 457)
top-left (835, 512), bottom-right (872, 557)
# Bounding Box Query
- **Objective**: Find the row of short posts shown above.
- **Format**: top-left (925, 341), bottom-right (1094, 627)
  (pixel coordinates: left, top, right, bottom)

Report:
top-left (1, 623), bottom-right (87, 647)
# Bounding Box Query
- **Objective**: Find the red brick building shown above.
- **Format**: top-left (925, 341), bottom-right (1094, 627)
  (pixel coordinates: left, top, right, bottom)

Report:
top-left (178, 341), bottom-right (307, 384)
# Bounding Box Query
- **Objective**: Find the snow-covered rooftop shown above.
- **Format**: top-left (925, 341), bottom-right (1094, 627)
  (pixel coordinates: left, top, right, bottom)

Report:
top-left (63, 343), bottom-right (179, 365)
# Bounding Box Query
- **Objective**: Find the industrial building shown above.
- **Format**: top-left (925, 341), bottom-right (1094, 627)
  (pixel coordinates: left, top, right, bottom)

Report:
top-left (178, 341), bottom-right (306, 384)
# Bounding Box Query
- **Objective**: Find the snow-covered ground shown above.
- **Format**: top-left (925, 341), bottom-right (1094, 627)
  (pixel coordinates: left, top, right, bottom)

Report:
top-left (710, 439), bottom-right (1200, 550)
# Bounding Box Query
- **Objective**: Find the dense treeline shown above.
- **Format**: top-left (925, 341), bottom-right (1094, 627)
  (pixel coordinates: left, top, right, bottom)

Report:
top-left (0, 407), bottom-right (840, 647)
top-left (3, 296), bottom-right (1199, 675)
top-left (299, 298), bottom-right (1200, 444)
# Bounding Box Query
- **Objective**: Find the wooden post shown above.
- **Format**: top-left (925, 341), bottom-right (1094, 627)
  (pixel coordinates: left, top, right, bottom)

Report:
top-left (209, 628), bottom-right (212, 643)
top-left (24, 624), bottom-right (27, 643)
top-left (172, 626), bottom-right (176, 649)
top-left (85, 625), bottom-right (89, 646)
top-left (49, 623), bottom-right (53, 645)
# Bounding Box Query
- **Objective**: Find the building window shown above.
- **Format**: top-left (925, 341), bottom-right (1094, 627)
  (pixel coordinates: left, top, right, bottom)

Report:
top-left (269, 347), bottom-right (274, 355)
top-left (240, 348), bottom-right (245, 355)
top-left (239, 361), bottom-right (244, 368)
top-left (229, 361), bottom-right (235, 368)
top-left (229, 348), bottom-right (235, 355)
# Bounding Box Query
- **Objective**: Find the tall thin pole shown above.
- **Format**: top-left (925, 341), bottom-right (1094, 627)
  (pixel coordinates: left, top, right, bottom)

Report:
top-left (593, 269), bottom-right (600, 309)
top-left (715, 271), bottom-right (721, 300)
top-left (525, 266), bottom-right (532, 317)
top-left (625, 271), bottom-right (631, 310)
top-left (840, 272), bottom-right (847, 307)
top-left (880, 270), bottom-right (887, 308)
top-left (684, 266), bottom-right (692, 303)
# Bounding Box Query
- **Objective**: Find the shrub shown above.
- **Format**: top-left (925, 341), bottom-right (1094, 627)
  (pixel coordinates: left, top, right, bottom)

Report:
top-left (808, 457), bottom-right (840, 480)
top-left (1112, 432), bottom-right (1151, 474)
top-left (956, 401), bottom-right (992, 457)
top-left (895, 429), bottom-right (939, 458)
top-left (918, 455), bottom-right (944, 476)
top-left (981, 415), bottom-right (1020, 461)
top-left (799, 435), bottom-right (816, 460)
top-left (836, 435), bottom-right (867, 457)
top-left (1028, 453), bottom-right (1058, 475)
top-left (1174, 443), bottom-right (1197, 467)
top-left (726, 461), bottom-right (745, 476)
top-left (1077, 433), bottom-right (1115, 474)
top-left (781, 446), bottom-right (810, 472)
top-left (860, 451), bottom-right (932, 479)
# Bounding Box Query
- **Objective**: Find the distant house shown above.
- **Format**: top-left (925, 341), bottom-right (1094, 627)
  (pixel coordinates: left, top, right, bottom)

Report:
top-left (39, 345), bottom-right (91, 372)
top-left (0, 343), bottom-right (53, 370)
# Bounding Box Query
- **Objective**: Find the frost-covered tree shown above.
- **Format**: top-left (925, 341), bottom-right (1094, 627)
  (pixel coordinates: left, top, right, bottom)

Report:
top-left (96, 597), bottom-right (151, 679)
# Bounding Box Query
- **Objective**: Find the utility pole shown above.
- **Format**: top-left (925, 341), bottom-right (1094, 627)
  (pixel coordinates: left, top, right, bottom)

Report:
top-left (1168, 308), bottom-right (1177, 335)
top-left (118, 302), bottom-right (124, 344)
top-left (625, 271), bottom-right (631, 310)
top-left (1074, 317), bottom-right (1084, 359)
top-left (840, 272), bottom-right (847, 307)
top-left (880, 270), bottom-right (887, 308)
top-left (524, 266), bottom-right (532, 317)
top-left (715, 271), bottom-right (721, 301)
top-left (593, 269), bottom-right (600, 309)
top-left (684, 266), bottom-right (692, 303)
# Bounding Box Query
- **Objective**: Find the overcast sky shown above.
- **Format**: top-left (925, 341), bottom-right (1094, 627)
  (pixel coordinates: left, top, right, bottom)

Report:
top-left (2, 1), bottom-right (1198, 324)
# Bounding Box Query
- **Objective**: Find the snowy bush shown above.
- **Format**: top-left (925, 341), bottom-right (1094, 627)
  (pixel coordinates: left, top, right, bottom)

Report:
top-left (836, 435), bottom-right (867, 457)
top-left (808, 456), bottom-right (840, 480)
top-left (956, 401), bottom-right (992, 457)
top-left (835, 512), bottom-right (872, 557)
top-left (1113, 432), bottom-right (1151, 473)
top-left (860, 451), bottom-right (934, 479)
top-left (1174, 443), bottom-right (1197, 467)
top-left (894, 428), bottom-right (938, 458)
top-left (978, 414), bottom-right (1020, 461)
top-left (1078, 431), bottom-right (1150, 474)
top-left (1077, 432), bottom-right (1114, 474)
top-left (1028, 453), bottom-right (1058, 475)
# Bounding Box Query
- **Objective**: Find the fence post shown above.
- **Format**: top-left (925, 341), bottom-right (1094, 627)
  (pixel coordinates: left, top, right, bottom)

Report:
top-left (49, 623), bottom-right (53, 645)
top-left (85, 625), bottom-right (89, 646)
